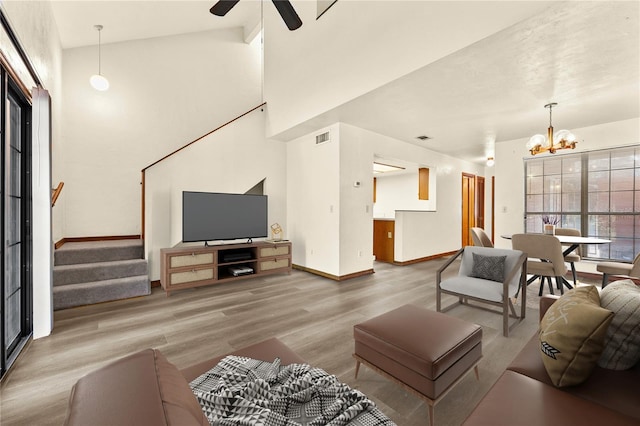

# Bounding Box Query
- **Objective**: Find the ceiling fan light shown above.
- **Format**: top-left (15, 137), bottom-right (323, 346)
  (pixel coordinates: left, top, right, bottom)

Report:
top-left (486, 157), bottom-right (495, 167)
top-left (90, 74), bottom-right (109, 91)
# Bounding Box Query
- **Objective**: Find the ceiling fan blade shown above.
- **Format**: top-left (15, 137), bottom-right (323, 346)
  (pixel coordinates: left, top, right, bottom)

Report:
top-left (210, 0), bottom-right (240, 16)
top-left (271, 0), bottom-right (303, 31)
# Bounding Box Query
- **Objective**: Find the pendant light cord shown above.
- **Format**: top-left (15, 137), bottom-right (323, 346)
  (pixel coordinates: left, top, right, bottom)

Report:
top-left (98, 28), bottom-right (102, 75)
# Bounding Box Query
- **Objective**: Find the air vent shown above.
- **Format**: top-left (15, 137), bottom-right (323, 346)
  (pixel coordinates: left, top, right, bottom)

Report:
top-left (316, 131), bottom-right (331, 144)
top-left (416, 135), bottom-right (432, 141)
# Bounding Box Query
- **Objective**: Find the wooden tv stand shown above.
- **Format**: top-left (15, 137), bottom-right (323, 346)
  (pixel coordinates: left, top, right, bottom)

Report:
top-left (160, 241), bottom-right (291, 295)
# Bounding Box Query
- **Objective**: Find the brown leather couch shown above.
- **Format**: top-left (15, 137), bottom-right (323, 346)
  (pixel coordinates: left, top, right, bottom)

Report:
top-left (464, 296), bottom-right (640, 426)
top-left (64, 337), bottom-right (304, 426)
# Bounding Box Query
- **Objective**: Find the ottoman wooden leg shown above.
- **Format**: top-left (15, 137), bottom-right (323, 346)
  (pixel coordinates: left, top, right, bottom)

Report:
top-left (354, 359), bottom-right (361, 379)
top-left (474, 365), bottom-right (479, 380)
top-left (427, 402), bottom-right (435, 426)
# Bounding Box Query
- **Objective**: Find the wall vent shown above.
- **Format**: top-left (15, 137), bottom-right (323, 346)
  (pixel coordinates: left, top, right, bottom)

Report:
top-left (315, 131), bottom-right (331, 145)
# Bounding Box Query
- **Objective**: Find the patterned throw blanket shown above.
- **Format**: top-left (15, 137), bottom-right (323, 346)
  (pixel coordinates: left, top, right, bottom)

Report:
top-left (190, 356), bottom-right (397, 426)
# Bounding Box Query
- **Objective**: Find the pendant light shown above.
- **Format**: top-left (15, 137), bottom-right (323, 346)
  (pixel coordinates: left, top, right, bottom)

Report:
top-left (90, 25), bottom-right (109, 91)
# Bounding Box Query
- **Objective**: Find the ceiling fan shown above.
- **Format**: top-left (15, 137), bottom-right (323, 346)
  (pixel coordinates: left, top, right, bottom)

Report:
top-left (210, 0), bottom-right (303, 31)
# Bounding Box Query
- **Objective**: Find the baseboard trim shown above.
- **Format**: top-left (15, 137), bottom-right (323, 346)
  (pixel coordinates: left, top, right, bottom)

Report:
top-left (392, 250), bottom-right (459, 266)
top-left (54, 235), bottom-right (141, 249)
top-left (292, 264), bottom-right (374, 281)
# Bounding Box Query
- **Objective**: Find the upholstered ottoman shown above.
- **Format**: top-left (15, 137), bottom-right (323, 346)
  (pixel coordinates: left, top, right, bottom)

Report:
top-left (353, 304), bottom-right (482, 426)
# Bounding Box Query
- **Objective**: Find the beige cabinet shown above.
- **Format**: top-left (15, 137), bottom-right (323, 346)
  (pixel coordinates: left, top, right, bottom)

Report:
top-left (160, 241), bottom-right (291, 295)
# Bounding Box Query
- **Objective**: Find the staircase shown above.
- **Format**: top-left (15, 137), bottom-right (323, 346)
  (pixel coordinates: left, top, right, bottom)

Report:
top-left (53, 239), bottom-right (150, 310)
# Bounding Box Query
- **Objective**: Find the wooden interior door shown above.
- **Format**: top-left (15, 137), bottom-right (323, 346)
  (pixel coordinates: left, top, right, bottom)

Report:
top-left (462, 173), bottom-right (476, 246)
top-left (476, 176), bottom-right (485, 229)
top-left (491, 176), bottom-right (495, 242)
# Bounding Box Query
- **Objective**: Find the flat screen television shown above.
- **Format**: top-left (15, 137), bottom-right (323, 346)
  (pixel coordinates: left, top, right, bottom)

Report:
top-left (182, 191), bottom-right (268, 243)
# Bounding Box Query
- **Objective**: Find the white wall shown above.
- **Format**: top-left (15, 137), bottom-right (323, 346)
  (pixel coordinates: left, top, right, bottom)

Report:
top-left (287, 124), bottom-right (341, 275)
top-left (144, 109), bottom-right (286, 282)
top-left (493, 117), bottom-right (640, 250)
top-left (61, 28), bottom-right (261, 238)
top-left (339, 123), bottom-right (375, 275)
top-left (264, 1), bottom-right (553, 137)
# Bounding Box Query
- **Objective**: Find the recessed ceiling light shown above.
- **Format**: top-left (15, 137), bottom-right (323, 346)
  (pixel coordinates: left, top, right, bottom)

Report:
top-left (416, 135), bottom-right (432, 141)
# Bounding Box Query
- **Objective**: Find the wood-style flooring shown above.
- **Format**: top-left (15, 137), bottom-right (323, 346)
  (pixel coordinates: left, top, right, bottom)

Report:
top-left (1, 258), bottom-right (549, 425)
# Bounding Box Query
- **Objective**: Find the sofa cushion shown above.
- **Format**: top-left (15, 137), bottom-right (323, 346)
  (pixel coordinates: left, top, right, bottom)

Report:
top-left (470, 253), bottom-right (506, 282)
top-left (598, 279), bottom-right (640, 370)
top-left (462, 370), bottom-right (639, 426)
top-left (539, 285), bottom-right (613, 387)
top-left (181, 337), bottom-right (306, 382)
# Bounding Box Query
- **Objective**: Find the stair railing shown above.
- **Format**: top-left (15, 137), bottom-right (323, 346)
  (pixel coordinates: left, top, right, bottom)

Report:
top-left (140, 103), bottom-right (266, 242)
top-left (52, 182), bottom-right (64, 207)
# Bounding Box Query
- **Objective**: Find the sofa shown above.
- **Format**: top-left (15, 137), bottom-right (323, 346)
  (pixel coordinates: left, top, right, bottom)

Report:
top-left (64, 337), bottom-right (305, 425)
top-left (463, 293), bottom-right (640, 425)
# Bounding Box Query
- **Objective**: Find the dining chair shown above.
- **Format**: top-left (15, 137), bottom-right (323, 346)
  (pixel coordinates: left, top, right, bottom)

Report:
top-left (554, 227), bottom-right (581, 285)
top-left (470, 227), bottom-right (493, 247)
top-left (511, 233), bottom-right (568, 296)
top-left (436, 246), bottom-right (527, 337)
top-left (596, 252), bottom-right (640, 287)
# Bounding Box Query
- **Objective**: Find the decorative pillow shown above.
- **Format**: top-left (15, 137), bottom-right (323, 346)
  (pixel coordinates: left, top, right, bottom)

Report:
top-left (539, 285), bottom-right (614, 387)
top-left (597, 279), bottom-right (640, 370)
top-left (470, 253), bottom-right (506, 282)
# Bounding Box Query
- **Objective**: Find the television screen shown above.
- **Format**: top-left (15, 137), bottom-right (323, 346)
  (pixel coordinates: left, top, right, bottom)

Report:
top-left (182, 191), bottom-right (268, 243)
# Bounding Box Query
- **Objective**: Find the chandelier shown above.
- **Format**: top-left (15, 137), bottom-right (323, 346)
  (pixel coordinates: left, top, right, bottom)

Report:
top-left (527, 103), bottom-right (577, 155)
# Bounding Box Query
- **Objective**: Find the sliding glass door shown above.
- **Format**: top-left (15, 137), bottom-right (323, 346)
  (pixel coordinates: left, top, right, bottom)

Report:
top-left (0, 69), bottom-right (32, 379)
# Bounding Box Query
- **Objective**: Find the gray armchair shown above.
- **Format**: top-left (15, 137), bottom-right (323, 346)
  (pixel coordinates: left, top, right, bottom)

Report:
top-left (436, 246), bottom-right (527, 337)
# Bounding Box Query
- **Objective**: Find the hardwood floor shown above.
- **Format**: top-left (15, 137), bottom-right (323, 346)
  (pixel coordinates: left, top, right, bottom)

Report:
top-left (1, 258), bottom-right (548, 425)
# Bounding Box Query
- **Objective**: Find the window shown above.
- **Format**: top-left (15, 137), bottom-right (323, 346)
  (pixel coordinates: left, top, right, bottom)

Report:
top-left (524, 146), bottom-right (640, 262)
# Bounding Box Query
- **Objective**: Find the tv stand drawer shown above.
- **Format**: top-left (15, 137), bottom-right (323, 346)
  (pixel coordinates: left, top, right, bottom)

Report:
top-left (170, 252), bottom-right (214, 268)
top-left (170, 268), bottom-right (214, 285)
top-left (260, 246), bottom-right (289, 257)
top-left (260, 258), bottom-right (290, 272)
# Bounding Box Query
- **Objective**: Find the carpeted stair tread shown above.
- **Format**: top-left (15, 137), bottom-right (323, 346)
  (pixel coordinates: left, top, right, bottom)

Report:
top-left (53, 275), bottom-right (150, 310)
top-left (55, 240), bottom-right (143, 266)
top-left (53, 259), bottom-right (148, 287)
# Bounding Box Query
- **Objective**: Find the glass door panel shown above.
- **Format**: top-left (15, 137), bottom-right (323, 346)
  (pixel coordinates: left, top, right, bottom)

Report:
top-left (5, 93), bottom-right (22, 353)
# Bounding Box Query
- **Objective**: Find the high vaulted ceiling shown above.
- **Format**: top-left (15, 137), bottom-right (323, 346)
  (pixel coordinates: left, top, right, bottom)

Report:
top-left (50, 1), bottom-right (639, 165)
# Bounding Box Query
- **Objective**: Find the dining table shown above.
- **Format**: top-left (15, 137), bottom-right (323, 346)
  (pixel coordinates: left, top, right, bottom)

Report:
top-left (500, 233), bottom-right (611, 291)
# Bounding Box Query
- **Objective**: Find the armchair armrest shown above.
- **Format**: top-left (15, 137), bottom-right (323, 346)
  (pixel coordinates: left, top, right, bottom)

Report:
top-left (436, 248), bottom-right (465, 285)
